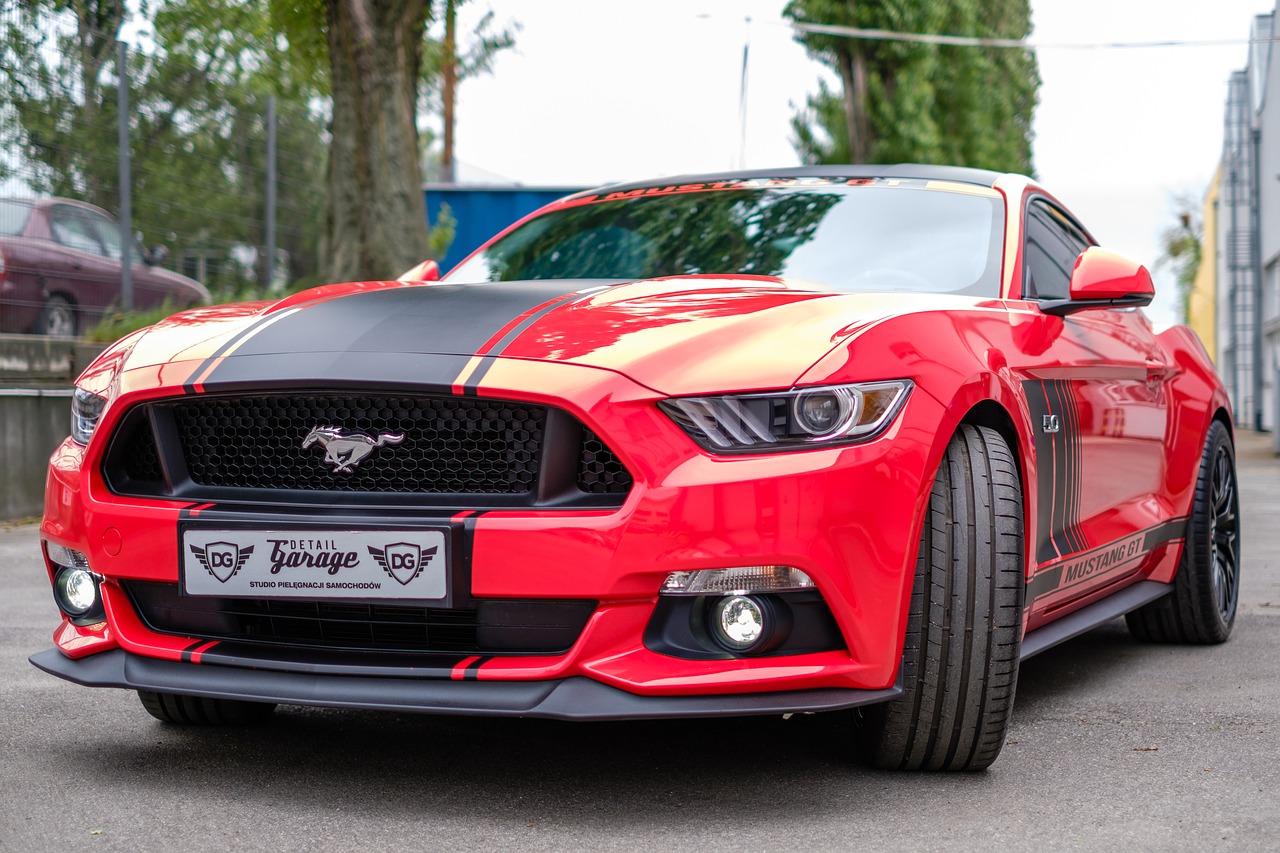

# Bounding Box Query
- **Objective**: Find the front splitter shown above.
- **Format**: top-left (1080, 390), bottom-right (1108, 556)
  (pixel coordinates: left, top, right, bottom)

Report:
top-left (30, 648), bottom-right (901, 721)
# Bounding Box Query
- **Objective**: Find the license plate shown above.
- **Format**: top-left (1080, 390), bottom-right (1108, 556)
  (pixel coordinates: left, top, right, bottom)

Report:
top-left (182, 528), bottom-right (448, 601)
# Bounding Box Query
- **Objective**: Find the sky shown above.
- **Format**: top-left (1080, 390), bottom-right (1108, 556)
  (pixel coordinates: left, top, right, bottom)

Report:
top-left (448, 0), bottom-right (1278, 327)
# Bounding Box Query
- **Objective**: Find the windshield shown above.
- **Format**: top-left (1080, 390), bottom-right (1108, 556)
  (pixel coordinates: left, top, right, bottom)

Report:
top-left (446, 180), bottom-right (1005, 295)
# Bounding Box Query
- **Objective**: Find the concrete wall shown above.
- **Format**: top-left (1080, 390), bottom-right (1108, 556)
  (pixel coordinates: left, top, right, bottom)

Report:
top-left (0, 334), bottom-right (107, 520)
top-left (0, 389), bottom-right (71, 520)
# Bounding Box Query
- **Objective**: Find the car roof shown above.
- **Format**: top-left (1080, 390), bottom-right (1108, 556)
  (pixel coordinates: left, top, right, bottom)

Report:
top-left (0, 196), bottom-right (112, 216)
top-left (577, 164), bottom-right (1008, 198)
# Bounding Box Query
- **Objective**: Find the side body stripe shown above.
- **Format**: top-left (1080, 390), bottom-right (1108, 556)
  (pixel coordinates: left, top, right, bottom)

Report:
top-left (1024, 378), bottom-right (1087, 564)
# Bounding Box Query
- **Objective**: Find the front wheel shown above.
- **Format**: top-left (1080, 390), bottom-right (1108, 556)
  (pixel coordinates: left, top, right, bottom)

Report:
top-left (138, 691), bottom-right (277, 725)
top-left (37, 294), bottom-right (76, 337)
top-left (862, 424), bottom-right (1025, 771)
top-left (1126, 420), bottom-right (1239, 644)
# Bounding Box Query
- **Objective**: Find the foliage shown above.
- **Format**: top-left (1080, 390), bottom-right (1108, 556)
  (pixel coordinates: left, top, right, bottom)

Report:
top-left (1158, 196), bottom-right (1203, 324)
top-left (420, 2), bottom-right (518, 103)
top-left (82, 299), bottom-right (178, 343)
top-left (419, 0), bottom-right (519, 181)
top-left (784, 0), bottom-right (1038, 174)
top-left (2, 0), bottom-right (512, 289)
top-left (483, 191), bottom-right (841, 282)
top-left (0, 0), bottom-right (328, 296)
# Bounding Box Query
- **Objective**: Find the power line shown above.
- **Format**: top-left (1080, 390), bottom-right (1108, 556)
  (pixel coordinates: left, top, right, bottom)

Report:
top-left (788, 21), bottom-right (1280, 51)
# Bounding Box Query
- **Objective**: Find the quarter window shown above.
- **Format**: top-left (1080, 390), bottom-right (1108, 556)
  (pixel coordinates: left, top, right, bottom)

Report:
top-left (1023, 200), bottom-right (1090, 301)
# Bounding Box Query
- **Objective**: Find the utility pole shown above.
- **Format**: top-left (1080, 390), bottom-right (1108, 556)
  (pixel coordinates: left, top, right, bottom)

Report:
top-left (116, 40), bottom-right (132, 312)
top-left (264, 96), bottom-right (277, 291)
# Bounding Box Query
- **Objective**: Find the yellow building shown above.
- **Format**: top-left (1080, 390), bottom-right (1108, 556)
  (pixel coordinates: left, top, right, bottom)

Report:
top-left (1187, 168), bottom-right (1218, 360)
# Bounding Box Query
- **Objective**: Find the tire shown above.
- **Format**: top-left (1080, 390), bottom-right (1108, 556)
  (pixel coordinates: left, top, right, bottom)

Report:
top-left (37, 294), bottom-right (76, 337)
top-left (138, 691), bottom-right (277, 726)
top-left (1125, 420), bottom-right (1239, 644)
top-left (863, 424), bottom-right (1025, 771)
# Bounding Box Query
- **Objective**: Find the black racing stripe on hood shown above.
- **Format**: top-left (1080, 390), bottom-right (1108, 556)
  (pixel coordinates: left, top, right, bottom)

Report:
top-left (460, 290), bottom-right (589, 395)
top-left (194, 282), bottom-right (588, 386)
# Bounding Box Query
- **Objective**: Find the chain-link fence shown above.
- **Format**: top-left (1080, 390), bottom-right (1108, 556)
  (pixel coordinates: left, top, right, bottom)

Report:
top-left (0, 2), bottom-right (326, 337)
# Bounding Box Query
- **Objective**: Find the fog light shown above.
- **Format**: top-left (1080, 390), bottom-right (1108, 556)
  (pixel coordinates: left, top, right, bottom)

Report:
top-left (54, 567), bottom-right (99, 617)
top-left (711, 595), bottom-right (766, 651)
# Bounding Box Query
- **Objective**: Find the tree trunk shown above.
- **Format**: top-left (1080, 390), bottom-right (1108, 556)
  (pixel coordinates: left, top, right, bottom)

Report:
top-left (441, 0), bottom-right (457, 183)
top-left (837, 47), bottom-right (870, 163)
top-left (324, 0), bottom-right (432, 283)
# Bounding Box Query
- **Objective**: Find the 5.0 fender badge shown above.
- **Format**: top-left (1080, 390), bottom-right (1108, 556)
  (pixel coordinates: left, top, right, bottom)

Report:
top-left (302, 426), bottom-right (405, 473)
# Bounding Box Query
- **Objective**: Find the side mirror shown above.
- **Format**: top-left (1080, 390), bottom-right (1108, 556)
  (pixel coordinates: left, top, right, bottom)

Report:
top-left (147, 245), bottom-right (169, 266)
top-left (1040, 247), bottom-right (1154, 316)
top-left (397, 259), bottom-right (440, 282)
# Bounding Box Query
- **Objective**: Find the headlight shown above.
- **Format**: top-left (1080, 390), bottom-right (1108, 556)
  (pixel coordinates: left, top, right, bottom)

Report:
top-left (70, 387), bottom-right (107, 445)
top-left (659, 380), bottom-right (912, 453)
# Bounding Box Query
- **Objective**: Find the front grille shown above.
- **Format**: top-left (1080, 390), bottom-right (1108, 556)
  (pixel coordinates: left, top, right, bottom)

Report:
top-left (124, 581), bottom-right (596, 655)
top-left (578, 428), bottom-right (632, 494)
top-left (174, 394), bottom-right (544, 494)
top-left (103, 391), bottom-right (633, 507)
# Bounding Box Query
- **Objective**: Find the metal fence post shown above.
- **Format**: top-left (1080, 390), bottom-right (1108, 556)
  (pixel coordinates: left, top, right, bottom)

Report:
top-left (264, 95), bottom-right (277, 291)
top-left (116, 39), bottom-right (132, 312)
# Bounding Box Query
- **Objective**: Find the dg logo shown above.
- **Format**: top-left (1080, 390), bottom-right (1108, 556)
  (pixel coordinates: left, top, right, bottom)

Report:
top-left (368, 543), bottom-right (438, 585)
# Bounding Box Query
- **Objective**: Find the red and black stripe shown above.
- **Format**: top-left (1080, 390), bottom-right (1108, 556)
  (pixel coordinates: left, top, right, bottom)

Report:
top-left (181, 282), bottom-right (597, 396)
top-left (1025, 378), bottom-right (1087, 564)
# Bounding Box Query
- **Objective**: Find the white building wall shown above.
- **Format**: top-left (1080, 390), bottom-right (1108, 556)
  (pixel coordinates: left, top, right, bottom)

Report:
top-left (1255, 9), bottom-right (1280, 440)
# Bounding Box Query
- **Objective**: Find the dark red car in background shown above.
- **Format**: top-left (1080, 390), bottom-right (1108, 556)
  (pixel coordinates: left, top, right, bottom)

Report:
top-left (0, 197), bottom-right (210, 336)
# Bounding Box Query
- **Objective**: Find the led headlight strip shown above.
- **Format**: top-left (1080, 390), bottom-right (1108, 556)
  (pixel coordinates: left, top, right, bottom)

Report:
top-left (70, 387), bottom-right (107, 445)
top-left (659, 380), bottom-right (912, 453)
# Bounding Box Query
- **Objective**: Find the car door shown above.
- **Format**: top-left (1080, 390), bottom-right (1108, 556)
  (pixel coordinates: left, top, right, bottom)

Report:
top-left (47, 203), bottom-right (121, 323)
top-left (81, 207), bottom-right (165, 311)
top-left (1014, 198), bottom-right (1171, 621)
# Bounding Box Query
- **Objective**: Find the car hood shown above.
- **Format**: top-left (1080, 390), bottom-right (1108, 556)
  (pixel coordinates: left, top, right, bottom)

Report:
top-left (115, 275), bottom-right (979, 396)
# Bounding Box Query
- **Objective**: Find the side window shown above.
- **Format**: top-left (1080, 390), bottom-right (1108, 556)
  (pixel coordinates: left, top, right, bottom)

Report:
top-left (1023, 200), bottom-right (1089, 301)
top-left (83, 209), bottom-right (125, 261)
top-left (49, 206), bottom-right (106, 257)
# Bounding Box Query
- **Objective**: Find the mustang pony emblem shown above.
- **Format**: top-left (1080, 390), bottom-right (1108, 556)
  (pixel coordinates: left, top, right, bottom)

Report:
top-left (302, 426), bottom-right (405, 473)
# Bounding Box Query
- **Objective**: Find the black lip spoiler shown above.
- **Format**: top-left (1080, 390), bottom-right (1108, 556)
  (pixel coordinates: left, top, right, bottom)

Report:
top-left (29, 648), bottom-right (901, 721)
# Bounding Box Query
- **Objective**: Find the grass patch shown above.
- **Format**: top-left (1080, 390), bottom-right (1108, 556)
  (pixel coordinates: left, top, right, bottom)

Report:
top-left (83, 301), bottom-right (180, 344)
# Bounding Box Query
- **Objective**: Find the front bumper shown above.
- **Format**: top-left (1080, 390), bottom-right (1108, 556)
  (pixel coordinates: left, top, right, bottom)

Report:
top-left (39, 356), bottom-right (947, 705)
top-left (30, 648), bottom-right (901, 720)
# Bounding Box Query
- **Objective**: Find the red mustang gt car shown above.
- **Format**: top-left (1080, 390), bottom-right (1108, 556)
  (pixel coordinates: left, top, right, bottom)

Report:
top-left (31, 166), bottom-right (1238, 771)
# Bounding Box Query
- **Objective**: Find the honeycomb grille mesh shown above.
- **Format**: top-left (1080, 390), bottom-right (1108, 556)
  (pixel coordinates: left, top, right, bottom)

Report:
top-left (173, 394), bottom-right (546, 494)
top-left (578, 428), bottom-right (633, 494)
top-left (122, 421), bottom-right (163, 483)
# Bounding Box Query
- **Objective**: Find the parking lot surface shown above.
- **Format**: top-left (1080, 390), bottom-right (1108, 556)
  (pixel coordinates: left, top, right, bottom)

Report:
top-left (2, 432), bottom-right (1278, 852)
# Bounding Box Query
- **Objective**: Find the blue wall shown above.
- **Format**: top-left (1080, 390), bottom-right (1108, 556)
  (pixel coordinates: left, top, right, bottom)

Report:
top-left (424, 185), bottom-right (588, 273)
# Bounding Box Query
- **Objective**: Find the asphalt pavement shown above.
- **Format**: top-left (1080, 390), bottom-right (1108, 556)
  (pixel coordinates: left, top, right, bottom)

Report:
top-left (2, 432), bottom-right (1278, 852)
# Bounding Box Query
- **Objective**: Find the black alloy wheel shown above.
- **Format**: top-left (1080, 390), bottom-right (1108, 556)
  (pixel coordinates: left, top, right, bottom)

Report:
top-left (1126, 420), bottom-right (1239, 644)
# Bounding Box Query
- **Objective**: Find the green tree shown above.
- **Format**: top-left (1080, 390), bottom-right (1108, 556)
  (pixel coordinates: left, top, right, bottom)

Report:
top-left (271, 0), bottom-right (434, 283)
top-left (1159, 197), bottom-right (1202, 324)
top-left (0, 0), bottom-right (328, 294)
top-left (421, 0), bottom-right (518, 183)
top-left (784, 0), bottom-right (1038, 174)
